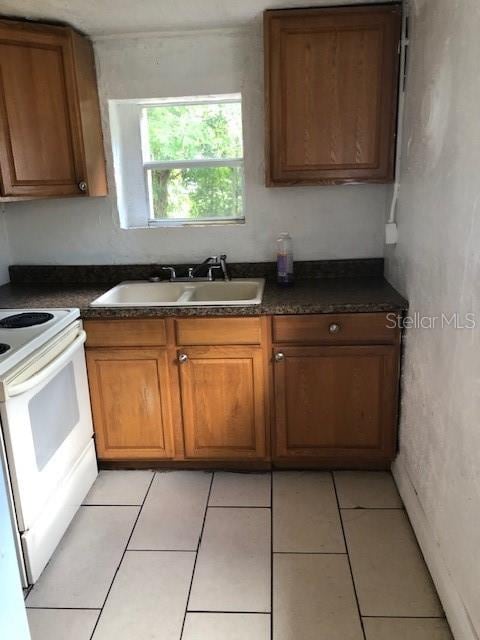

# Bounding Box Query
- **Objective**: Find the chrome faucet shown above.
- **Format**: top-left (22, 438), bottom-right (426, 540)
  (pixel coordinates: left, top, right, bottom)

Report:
top-left (188, 255), bottom-right (220, 280)
top-left (157, 254), bottom-right (231, 282)
top-left (160, 266), bottom-right (176, 280)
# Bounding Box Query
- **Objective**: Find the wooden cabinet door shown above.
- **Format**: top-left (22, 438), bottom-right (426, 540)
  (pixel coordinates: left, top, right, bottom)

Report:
top-left (0, 21), bottom-right (104, 198)
top-left (178, 346), bottom-right (267, 460)
top-left (265, 4), bottom-right (401, 185)
top-left (273, 345), bottom-right (398, 464)
top-left (86, 348), bottom-right (175, 460)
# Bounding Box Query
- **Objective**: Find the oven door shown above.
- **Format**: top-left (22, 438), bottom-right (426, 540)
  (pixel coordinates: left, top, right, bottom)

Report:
top-left (0, 322), bottom-right (95, 532)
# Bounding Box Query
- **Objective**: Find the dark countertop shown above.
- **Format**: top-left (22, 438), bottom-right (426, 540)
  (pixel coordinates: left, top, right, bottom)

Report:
top-left (0, 277), bottom-right (408, 318)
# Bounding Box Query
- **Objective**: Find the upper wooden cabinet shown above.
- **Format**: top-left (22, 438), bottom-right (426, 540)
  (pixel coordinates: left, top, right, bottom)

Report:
top-left (0, 19), bottom-right (107, 200)
top-left (264, 4), bottom-right (402, 185)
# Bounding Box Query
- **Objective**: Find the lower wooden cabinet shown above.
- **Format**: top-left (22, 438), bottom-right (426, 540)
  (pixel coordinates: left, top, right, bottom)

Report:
top-left (84, 314), bottom-right (400, 468)
top-left (177, 346), bottom-right (267, 459)
top-left (273, 345), bottom-right (399, 465)
top-left (86, 348), bottom-right (175, 460)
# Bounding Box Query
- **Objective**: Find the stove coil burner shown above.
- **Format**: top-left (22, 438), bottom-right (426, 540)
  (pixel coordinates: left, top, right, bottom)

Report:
top-left (0, 312), bottom-right (55, 329)
top-left (0, 343), bottom-right (10, 355)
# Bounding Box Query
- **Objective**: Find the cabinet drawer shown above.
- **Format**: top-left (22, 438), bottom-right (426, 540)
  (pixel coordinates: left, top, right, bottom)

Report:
top-left (85, 319), bottom-right (167, 347)
top-left (175, 318), bottom-right (262, 345)
top-left (272, 313), bottom-right (397, 345)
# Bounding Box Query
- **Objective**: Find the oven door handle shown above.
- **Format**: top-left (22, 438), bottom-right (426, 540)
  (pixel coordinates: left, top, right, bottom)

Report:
top-left (6, 330), bottom-right (87, 398)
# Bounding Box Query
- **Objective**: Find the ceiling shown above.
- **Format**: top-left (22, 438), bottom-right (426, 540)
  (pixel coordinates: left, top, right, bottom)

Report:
top-left (0, 0), bottom-right (395, 36)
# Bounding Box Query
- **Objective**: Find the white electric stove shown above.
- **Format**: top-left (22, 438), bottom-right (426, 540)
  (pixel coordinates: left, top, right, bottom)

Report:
top-left (0, 308), bottom-right (97, 586)
top-left (0, 309), bottom-right (80, 377)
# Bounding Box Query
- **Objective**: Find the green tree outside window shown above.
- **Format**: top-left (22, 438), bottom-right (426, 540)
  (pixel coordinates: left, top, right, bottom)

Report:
top-left (143, 100), bottom-right (244, 221)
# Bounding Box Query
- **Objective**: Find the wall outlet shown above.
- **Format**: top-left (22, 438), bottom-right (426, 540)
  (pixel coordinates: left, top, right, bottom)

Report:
top-left (385, 222), bottom-right (399, 245)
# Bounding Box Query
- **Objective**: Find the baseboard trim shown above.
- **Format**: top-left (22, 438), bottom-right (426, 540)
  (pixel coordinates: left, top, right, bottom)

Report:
top-left (392, 457), bottom-right (479, 640)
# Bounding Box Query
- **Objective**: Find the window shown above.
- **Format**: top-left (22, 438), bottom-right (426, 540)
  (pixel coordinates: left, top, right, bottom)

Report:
top-left (139, 94), bottom-right (244, 225)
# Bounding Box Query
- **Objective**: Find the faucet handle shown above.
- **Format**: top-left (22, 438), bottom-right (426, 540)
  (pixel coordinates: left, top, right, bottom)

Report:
top-left (161, 266), bottom-right (176, 280)
top-left (218, 254), bottom-right (230, 281)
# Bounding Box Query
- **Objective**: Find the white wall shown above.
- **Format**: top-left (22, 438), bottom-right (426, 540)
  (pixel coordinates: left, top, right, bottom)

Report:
top-left (4, 27), bottom-right (388, 266)
top-left (386, 1), bottom-right (480, 638)
top-left (0, 206), bottom-right (11, 284)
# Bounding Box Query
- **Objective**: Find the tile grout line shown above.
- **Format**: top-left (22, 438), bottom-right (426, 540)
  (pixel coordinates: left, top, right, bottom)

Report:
top-left (23, 585), bottom-right (33, 600)
top-left (208, 505), bottom-right (271, 509)
top-left (341, 507), bottom-right (405, 511)
top-left (270, 470), bottom-right (273, 640)
top-left (187, 610), bottom-right (272, 614)
top-left (124, 548), bottom-right (196, 552)
top-left (362, 615), bottom-right (448, 620)
top-left (179, 471), bottom-right (214, 640)
top-left (87, 472), bottom-right (156, 640)
top-left (331, 471), bottom-right (367, 640)
top-left (82, 503), bottom-right (149, 507)
top-left (27, 606), bottom-right (102, 611)
top-left (273, 551), bottom-right (348, 555)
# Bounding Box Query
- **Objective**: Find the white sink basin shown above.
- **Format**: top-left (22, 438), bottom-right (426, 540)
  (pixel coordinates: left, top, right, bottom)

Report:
top-left (188, 281), bottom-right (262, 303)
top-left (90, 279), bottom-right (265, 307)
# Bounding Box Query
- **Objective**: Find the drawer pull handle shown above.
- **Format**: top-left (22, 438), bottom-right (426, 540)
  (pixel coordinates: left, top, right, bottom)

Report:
top-left (274, 352), bottom-right (285, 362)
top-left (78, 180), bottom-right (88, 192)
top-left (178, 353), bottom-right (189, 364)
top-left (329, 323), bottom-right (341, 334)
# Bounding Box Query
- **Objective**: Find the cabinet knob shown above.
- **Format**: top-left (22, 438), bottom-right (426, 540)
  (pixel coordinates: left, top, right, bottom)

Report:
top-left (78, 180), bottom-right (88, 192)
top-left (329, 323), bottom-right (341, 334)
top-left (178, 353), bottom-right (189, 364)
top-left (274, 352), bottom-right (285, 362)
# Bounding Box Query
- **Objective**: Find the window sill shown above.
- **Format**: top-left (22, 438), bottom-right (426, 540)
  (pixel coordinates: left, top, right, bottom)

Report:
top-left (123, 218), bottom-right (246, 229)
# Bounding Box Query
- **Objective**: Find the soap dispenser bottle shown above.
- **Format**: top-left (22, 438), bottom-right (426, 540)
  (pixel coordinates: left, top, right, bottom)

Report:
top-left (276, 232), bottom-right (294, 286)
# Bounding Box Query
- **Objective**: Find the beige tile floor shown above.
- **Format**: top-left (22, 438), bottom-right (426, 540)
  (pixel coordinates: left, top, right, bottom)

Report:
top-left (26, 470), bottom-right (453, 640)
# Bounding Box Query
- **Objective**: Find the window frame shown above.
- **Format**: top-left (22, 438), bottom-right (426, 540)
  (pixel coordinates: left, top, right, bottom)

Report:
top-left (139, 94), bottom-right (245, 227)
